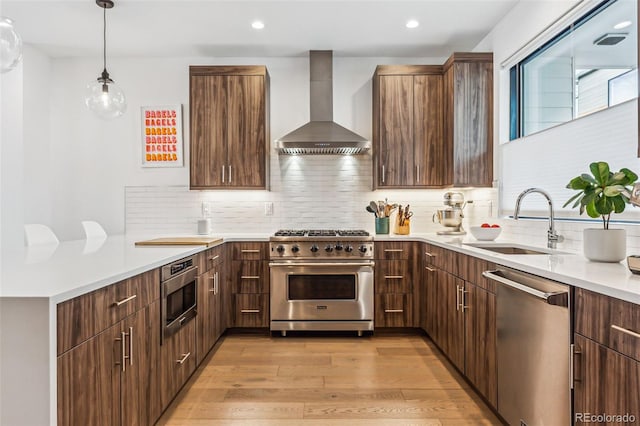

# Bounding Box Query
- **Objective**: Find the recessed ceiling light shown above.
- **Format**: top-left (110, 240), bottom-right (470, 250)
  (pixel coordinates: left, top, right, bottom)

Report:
top-left (406, 20), bottom-right (419, 29)
top-left (251, 20), bottom-right (265, 30)
top-left (614, 20), bottom-right (632, 30)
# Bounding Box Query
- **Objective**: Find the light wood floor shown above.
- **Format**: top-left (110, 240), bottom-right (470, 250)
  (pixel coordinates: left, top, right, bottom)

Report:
top-left (157, 332), bottom-right (503, 425)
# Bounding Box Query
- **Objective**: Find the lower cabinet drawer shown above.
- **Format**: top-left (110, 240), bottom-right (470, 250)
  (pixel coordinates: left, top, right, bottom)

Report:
top-left (575, 288), bottom-right (640, 362)
top-left (375, 293), bottom-right (413, 327)
top-left (160, 319), bottom-right (197, 410)
top-left (235, 294), bottom-right (269, 327)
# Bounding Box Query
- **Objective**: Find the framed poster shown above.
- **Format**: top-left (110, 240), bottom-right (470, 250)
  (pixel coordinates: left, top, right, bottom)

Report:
top-left (141, 105), bottom-right (184, 167)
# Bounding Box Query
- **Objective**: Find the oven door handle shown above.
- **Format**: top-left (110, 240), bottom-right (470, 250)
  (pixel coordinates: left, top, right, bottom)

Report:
top-left (269, 262), bottom-right (375, 267)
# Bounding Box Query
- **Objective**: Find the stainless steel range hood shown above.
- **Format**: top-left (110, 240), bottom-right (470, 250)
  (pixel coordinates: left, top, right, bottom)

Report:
top-left (274, 50), bottom-right (370, 155)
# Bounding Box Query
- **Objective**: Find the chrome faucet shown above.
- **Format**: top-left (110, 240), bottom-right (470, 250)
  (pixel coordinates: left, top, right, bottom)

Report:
top-left (514, 188), bottom-right (564, 249)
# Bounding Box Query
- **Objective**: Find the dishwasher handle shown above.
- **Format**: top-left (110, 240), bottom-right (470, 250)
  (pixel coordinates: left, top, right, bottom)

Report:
top-left (482, 270), bottom-right (568, 306)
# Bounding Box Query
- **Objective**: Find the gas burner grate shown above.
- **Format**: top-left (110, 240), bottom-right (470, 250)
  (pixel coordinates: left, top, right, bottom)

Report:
top-left (307, 230), bottom-right (338, 237)
top-left (337, 230), bottom-right (370, 237)
top-left (274, 229), bottom-right (307, 237)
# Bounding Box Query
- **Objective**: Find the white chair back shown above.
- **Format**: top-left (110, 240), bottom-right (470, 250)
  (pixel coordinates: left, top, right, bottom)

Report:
top-left (24, 224), bottom-right (59, 246)
top-left (81, 221), bottom-right (107, 239)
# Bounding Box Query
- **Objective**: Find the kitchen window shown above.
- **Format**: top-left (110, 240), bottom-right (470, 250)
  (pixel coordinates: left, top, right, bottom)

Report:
top-left (509, 0), bottom-right (637, 140)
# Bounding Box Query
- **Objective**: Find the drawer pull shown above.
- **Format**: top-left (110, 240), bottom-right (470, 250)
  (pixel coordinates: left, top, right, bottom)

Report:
top-left (384, 249), bottom-right (404, 252)
top-left (425, 266), bottom-right (436, 272)
top-left (113, 294), bottom-right (137, 307)
top-left (241, 276), bottom-right (260, 280)
top-left (384, 309), bottom-right (404, 313)
top-left (241, 249), bottom-right (260, 253)
top-left (208, 255), bottom-right (220, 261)
top-left (425, 252), bottom-right (436, 257)
top-left (384, 275), bottom-right (404, 279)
top-left (241, 309), bottom-right (260, 313)
top-left (176, 352), bottom-right (191, 365)
top-left (611, 324), bottom-right (640, 339)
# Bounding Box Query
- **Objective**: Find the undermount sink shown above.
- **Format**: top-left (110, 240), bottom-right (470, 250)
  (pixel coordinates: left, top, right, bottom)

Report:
top-left (464, 243), bottom-right (567, 255)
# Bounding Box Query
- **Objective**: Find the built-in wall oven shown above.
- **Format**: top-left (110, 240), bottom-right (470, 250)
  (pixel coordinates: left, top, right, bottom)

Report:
top-left (269, 230), bottom-right (374, 336)
top-left (161, 255), bottom-right (198, 343)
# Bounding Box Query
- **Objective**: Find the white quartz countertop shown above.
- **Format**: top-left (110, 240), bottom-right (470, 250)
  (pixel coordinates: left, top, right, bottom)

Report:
top-left (379, 233), bottom-right (640, 304)
top-left (0, 233), bottom-right (267, 302)
top-left (3, 232), bottom-right (640, 305)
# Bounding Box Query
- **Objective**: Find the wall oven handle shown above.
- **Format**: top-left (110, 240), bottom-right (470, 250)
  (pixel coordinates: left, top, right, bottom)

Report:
top-left (269, 262), bottom-right (375, 267)
top-left (113, 294), bottom-right (137, 307)
top-left (176, 352), bottom-right (191, 365)
top-left (482, 270), bottom-right (568, 306)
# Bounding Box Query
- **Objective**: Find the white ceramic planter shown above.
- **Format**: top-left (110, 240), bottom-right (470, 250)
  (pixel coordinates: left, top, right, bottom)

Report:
top-left (583, 228), bottom-right (626, 262)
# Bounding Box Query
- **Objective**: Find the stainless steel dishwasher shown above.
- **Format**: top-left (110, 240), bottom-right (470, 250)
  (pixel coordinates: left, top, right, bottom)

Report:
top-left (483, 267), bottom-right (571, 426)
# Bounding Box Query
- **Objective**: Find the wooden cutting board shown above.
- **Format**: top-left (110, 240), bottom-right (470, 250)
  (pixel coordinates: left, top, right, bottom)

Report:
top-left (135, 237), bottom-right (222, 247)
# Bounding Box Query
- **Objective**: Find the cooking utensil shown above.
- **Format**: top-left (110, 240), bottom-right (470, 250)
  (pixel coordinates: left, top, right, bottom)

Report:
top-left (369, 201), bottom-right (380, 217)
top-left (366, 205), bottom-right (377, 217)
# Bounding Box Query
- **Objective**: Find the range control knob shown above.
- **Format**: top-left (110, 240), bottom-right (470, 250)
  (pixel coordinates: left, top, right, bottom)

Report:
top-left (335, 243), bottom-right (344, 251)
top-left (310, 245), bottom-right (319, 253)
top-left (325, 245), bottom-right (334, 252)
top-left (358, 245), bottom-right (368, 253)
top-left (291, 245), bottom-right (300, 253)
top-left (276, 245), bottom-right (286, 253)
top-left (344, 245), bottom-right (353, 253)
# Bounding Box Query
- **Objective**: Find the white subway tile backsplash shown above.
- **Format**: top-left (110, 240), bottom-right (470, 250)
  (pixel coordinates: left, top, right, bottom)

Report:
top-left (126, 155), bottom-right (499, 235)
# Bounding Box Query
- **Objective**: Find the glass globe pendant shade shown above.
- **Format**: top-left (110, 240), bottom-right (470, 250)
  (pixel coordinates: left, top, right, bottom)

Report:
top-left (0, 17), bottom-right (23, 73)
top-left (85, 69), bottom-right (126, 120)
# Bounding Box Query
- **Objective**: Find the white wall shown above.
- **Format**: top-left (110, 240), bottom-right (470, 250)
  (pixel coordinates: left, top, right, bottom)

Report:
top-left (475, 0), bottom-right (640, 253)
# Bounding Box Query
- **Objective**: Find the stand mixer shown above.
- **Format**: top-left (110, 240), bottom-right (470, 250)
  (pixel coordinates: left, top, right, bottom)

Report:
top-left (433, 192), bottom-right (468, 235)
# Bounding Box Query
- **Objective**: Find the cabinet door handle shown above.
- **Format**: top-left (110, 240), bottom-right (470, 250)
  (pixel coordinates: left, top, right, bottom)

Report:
top-left (128, 327), bottom-right (134, 366)
top-left (611, 324), bottom-right (640, 339)
top-left (384, 309), bottom-right (404, 313)
top-left (384, 275), bottom-right (404, 279)
top-left (570, 343), bottom-right (582, 387)
top-left (382, 165), bottom-right (385, 183)
top-left (222, 165), bottom-right (225, 183)
top-left (214, 271), bottom-right (219, 294)
top-left (455, 285), bottom-right (461, 311)
top-left (241, 309), bottom-right (260, 313)
top-left (416, 165), bottom-right (420, 183)
top-left (425, 266), bottom-right (436, 272)
top-left (209, 276), bottom-right (216, 292)
top-left (228, 165), bottom-right (232, 183)
top-left (384, 249), bottom-right (404, 252)
top-left (117, 331), bottom-right (127, 372)
top-left (176, 352), bottom-right (191, 365)
top-left (241, 249), bottom-right (261, 253)
top-left (113, 294), bottom-right (137, 307)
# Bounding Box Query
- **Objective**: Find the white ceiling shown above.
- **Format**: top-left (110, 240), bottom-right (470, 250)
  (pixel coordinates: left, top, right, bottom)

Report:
top-left (1, 0), bottom-right (521, 58)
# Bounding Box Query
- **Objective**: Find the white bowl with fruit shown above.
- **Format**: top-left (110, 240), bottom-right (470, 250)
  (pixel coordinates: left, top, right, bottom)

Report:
top-left (470, 223), bottom-right (501, 241)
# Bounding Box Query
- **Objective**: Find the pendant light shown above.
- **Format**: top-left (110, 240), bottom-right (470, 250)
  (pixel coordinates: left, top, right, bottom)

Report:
top-left (0, 16), bottom-right (23, 73)
top-left (85, 0), bottom-right (126, 120)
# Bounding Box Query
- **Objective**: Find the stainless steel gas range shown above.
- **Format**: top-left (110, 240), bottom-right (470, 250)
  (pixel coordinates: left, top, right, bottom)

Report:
top-left (269, 229), bottom-right (374, 336)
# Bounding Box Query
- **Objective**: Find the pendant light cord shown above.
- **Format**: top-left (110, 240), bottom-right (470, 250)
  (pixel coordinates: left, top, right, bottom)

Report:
top-left (102, 4), bottom-right (107, 71)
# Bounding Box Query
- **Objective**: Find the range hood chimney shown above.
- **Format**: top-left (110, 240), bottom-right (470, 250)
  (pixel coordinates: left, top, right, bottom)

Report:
top-left (274, 50), bottom-right (370, 155)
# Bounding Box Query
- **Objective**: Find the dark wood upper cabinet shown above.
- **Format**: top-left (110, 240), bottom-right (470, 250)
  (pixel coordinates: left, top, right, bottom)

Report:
top-left (373, 65), bottom-right (447, 188)
top-left (189, 66), bottom-right (270, 190)
top-left (443, 53), bottom-right (493, 187)
top-left (373, 54), bottom-right (493, 189)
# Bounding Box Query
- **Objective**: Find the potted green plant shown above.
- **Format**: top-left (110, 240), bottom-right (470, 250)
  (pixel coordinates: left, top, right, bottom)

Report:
top-left (564, 161), bottom-right (638, 262)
